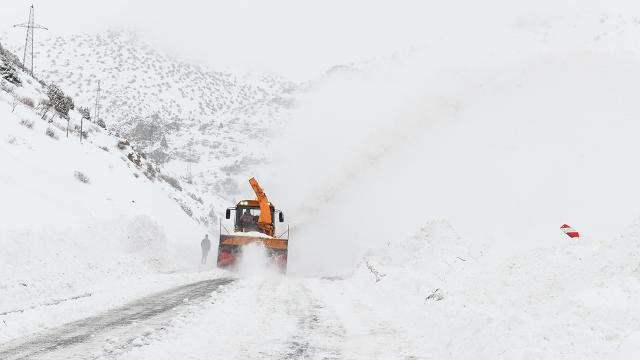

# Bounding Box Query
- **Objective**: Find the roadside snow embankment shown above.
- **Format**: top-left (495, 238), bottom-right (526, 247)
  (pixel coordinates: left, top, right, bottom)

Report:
top-left (303, 219), bottom-right (640, 359)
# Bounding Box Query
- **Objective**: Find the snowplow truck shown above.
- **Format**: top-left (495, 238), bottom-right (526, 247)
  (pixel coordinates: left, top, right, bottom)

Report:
top-left (217, 177), bottom-right (288, 271)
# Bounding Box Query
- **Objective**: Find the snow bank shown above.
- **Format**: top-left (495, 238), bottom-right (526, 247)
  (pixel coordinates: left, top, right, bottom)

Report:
top-left (302, 219), bottom-right (640, 359)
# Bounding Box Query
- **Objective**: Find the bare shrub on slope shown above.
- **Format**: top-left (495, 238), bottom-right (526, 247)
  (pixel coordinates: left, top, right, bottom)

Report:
top-left (45, 127), bottom-right (58, 140)
top-left (74, 171), bottom-right (90, 184)
top-left (159, 173), bottom-right (182, 191)
top-left (19, 119), bottom-right (34, 129)
top-left (20, 96), bottom-right (35, 108)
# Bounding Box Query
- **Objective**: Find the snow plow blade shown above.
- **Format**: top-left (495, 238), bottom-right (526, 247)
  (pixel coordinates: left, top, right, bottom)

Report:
top-left (217, 234), bottom-right (288, 271)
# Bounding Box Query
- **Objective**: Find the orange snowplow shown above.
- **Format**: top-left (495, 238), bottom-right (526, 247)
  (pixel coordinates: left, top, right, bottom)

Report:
top-left (217, 177), bottom-right (289, 271)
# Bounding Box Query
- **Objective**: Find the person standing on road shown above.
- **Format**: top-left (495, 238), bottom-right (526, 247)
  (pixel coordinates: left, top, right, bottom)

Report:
top-left (201, 234), bottom-right (211, 264)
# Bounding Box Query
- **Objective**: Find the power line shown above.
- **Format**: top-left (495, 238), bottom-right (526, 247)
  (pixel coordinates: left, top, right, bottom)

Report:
top-left (13, 5), bottom-right (48, 76)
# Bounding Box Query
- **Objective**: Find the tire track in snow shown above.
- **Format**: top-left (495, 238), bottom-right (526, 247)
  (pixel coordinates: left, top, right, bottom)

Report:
top-left (305, 278), bottom-right (431, 359)
top-left (0, 277), bottom-right (233, 360)
top-left (111, 276), bottom-right (346, 360)
top-left (281, 284), bottom-right (345, 360)
top-left (0, 292), bottom-right (93, 316)
top-left (111, 275), bottom-right (292, 360)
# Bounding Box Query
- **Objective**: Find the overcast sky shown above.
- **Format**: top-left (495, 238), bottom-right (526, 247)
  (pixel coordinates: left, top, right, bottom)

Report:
top-left (3, 0), bottom-right (638, 80)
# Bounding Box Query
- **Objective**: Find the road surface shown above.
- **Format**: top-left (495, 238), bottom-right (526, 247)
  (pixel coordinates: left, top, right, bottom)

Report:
top-left (0, 278), bottom-right (234, 360)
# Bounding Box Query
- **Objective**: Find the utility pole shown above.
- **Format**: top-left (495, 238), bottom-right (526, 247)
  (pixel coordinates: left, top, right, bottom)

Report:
top-left (14, 5), bottom-right (48, 76)
top-left (80, 114), bottom-right (84, 143)
top-left (94, 80), bottom-right (101, 125)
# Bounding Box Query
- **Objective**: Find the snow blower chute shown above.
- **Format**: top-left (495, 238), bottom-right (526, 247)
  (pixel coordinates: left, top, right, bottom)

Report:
top-left (217, 177), bottom-right (289, 271)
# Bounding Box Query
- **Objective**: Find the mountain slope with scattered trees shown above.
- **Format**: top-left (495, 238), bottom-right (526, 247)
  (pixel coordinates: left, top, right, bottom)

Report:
top-left (3, 30), bottom-right (298, 206)
top-left (0, 43), bottom-right (224, 344)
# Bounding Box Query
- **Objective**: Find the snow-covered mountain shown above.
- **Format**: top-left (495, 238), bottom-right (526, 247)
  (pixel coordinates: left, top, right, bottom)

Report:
top-left (2, 31), bottom-right (298, 204)
top-left (21, 31), bottom-right (291, 124)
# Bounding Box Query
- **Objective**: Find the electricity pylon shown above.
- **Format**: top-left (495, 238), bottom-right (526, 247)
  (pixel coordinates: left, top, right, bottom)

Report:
top-left (14, 5), bottom-right (48, 76)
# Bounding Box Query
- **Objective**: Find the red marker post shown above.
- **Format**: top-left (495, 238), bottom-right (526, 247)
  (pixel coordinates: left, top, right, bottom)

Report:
top-left (560, 224), bottom-right (579, 238)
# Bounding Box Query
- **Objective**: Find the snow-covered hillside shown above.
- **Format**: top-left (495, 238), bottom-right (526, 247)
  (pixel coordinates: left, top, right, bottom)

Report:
top-left (9, 31), bottom-right (290, 124)
top-left (2, 31), bottom-right (298, 207)
top-left (0, 48), bottom-right (224, 343)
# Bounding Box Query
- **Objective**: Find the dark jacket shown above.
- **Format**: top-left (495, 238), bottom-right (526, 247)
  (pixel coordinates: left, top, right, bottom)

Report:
top-left (201, 237), bottom-right (211, 251)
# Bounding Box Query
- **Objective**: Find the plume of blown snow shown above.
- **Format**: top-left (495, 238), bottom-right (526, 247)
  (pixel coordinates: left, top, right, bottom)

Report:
top-left (258, 8), bottom-right (640, 276)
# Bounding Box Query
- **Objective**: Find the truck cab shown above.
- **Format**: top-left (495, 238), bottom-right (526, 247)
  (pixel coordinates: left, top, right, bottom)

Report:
top-left (225, 200), bottom-right (285, 236)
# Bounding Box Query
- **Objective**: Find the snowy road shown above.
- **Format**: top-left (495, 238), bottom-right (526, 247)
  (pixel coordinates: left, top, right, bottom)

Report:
top-left (116, 275), bottom-right (348, 360)
top-left (116, 273), bottom-right (429, 360)
top-left (3, 253), bottom-right (635, 360)
top-left (0, 271), bottom-right (433, 360)
top-left (0, 277), bottom-right (234, 360)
